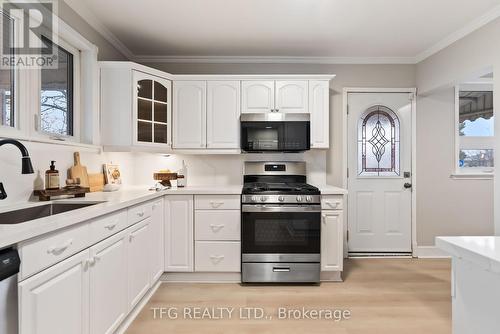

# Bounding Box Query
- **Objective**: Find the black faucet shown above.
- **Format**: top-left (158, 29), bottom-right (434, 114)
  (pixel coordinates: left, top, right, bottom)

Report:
top-left (0, 139), bottom-right (34, 200)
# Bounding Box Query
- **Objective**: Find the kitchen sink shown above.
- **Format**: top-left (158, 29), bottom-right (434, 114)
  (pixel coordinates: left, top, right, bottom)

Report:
top-left (0, 202), bottom-right (104, 225)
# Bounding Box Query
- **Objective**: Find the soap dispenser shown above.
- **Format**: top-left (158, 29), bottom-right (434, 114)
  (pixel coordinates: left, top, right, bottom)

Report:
top-left (45, 161), bottom-right (60, 190)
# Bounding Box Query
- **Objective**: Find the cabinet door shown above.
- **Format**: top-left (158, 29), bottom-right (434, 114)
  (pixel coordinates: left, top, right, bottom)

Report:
top-left (19, 250), bottom-right (90, 334)
top-left (89, 231), bottom-right (127, 334)
top-left (127, 218), bottom-right (152, 310)
top-left (241, 81), bottom-right (275, 113)
top-left (207, 81), bottom-right (241, 148)
top-left (275, 80), bottom-right (308, 113)
top-left (165, 195), bottom-right (194, 272)
top-left (321, 211), bottom-right (344, 272)
top-left (309, 81), bottom-right (330, 148)
top-left (151, 199), bottom-right (165, 282)
top-left (134, 71), bottom-right (172, 147)
top-left (173, 81), bottom-right (207, 148)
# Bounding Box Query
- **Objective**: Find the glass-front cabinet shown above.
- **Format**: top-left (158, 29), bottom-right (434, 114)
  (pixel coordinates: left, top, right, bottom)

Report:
top-left (134, 71), bottom-right (171, 147)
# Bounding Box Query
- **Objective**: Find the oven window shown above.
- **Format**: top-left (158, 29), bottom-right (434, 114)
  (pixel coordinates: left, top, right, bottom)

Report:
top-left (242, 212), bottom-right (320, 254)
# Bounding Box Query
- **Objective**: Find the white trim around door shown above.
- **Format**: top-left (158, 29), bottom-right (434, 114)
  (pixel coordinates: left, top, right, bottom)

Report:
top-left (342, 88), bottom-right (417, 257)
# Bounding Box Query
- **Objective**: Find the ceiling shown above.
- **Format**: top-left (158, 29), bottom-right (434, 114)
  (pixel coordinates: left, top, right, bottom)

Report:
top-left (65, 0), bottom-right (500, 63)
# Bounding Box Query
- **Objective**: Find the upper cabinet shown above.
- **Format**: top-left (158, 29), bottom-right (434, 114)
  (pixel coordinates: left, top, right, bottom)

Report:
top-left (173, 80), bottom-right (240, 150)
top-left (275, 80), bottom-right (308, 113)
top-left (242, 80), bottom-right (308, 114)
top-left (173, 81), bottom-right (207, 149)
top-left (309, 80), bottom-right (330, 148)
top-left (100, 62), bottom-right (173, 152)
top-left (241, 81), bottom-right (275, 113)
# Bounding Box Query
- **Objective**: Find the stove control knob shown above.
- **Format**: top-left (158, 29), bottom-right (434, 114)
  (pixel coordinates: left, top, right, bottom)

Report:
top-left (296, 195), bottom-right (303, 203)
top-left (251, 196), bottom-right (259, 202)
top-left (278, 196), bottom-right (285, 202)
top-left (305, 196), bottom-right (313, 203)
top-left (260, 196), bottom-right (267, 202)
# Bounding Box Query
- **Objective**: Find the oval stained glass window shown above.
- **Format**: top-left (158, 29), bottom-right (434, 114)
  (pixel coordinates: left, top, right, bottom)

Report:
top-left (358, 105), bottom-right (400, 176)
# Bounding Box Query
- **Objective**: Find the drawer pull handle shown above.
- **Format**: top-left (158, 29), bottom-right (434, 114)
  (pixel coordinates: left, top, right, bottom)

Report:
top-left (273, 267), bottom-right (291, 272)
top-left (325, 201), bottom-right (340, 208)
top-left (209, 224), bottom-right (225, 232)
top-left (137, 211), bottom-right (145, 217)
top-left (210, 255), bottom-right (225, 264)
top-left (104, 223), bottom-right (117, 230)
top-left (47, 239), bottom-right (73, 255)
top-left (210, 201), bottom-right (224, 208)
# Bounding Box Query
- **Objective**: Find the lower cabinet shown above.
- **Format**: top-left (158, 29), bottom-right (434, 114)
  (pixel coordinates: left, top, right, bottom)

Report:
top-left (127, 218), bottom-right (152, 309)
top-left (164, 195), bottom-right (194, 272)
top-left (89, 231), bottom-right (128, 334)
top-left (321, 210), bottom-right (344, 271)
top-left (150, 198), bottom-right (165, 282)
top-left (19, 250), bottom-right (91, 334)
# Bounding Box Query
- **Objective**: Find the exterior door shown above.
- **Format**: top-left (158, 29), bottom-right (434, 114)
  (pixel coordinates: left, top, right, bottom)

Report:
top-left (347, 92), bottom-right (413, 253)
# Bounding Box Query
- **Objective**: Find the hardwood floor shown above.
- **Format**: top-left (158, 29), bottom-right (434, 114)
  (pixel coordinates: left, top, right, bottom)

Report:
top-left (126, 259), bottom-right (451, 334)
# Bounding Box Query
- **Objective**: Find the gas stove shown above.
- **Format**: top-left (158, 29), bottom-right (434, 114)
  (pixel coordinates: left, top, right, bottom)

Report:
top-left (241, 161), bottom-right (321, 284)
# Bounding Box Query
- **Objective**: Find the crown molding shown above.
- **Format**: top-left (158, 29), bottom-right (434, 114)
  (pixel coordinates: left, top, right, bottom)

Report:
top-left (63, 0), bottom-right (135, 59)
top-left (136, 55), bottom-right (417, 64)
top-left (415, 4), bottom-right (500, 63)
top-left (64, 0), bottom-right (500, 65)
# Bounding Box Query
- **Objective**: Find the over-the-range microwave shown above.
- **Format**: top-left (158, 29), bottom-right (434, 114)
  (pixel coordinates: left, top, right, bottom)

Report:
top-left (240, 113), bottom-right (310, 153)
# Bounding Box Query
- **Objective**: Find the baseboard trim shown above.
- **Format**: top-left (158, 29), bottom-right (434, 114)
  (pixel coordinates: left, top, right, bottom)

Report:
top-left (162, 272), bottom-right (242, 283)
top-left (320, 271), bottom-right (343, 282)
top-left (114, 280), bottom-right (162, 334)
top-left (415, 246), bottom-right (451, 258)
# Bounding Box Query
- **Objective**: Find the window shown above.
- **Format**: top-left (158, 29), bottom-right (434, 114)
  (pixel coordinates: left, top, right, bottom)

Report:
top-left (0, 12), bottom-right (15, 129)
top-left (358, 105), bottom-right (400, 177)
top-left (455, 86), bottom-right (494, 174)
top-left (38, 36), bottom-right (76, 138)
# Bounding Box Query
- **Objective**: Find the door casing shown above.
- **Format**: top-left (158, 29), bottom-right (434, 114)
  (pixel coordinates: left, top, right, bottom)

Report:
top-left (342, 87), bottom-right (417, 257)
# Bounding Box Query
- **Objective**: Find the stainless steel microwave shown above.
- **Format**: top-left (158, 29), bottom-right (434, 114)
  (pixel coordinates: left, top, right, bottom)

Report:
top-left (240, 114), bottom-right (310, 152)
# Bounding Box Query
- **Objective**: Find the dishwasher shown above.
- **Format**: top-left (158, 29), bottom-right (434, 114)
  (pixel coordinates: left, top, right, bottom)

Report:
top-left (0, 248), bottom-right (20, 334)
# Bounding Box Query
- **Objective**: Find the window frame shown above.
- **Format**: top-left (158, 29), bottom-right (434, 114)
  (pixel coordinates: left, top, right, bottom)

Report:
top-left (454, 84), bottom-right (495, 176)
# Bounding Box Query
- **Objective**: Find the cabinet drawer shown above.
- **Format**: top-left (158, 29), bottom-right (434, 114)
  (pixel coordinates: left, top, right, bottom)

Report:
top-left (89, 209), bottom-right (128, 244)
top-left (128, 201), bottom-right (153, 225)
top-left (195, 210), bottom-right (240, 241)
top-left (195, 241), bottom-right (241, 272)
top-left (321, 195), bottom-right (344, 210)
top-left (194, 195), bottom-right (240, 210)
top-left (19, 222), bottom-right (91, 279)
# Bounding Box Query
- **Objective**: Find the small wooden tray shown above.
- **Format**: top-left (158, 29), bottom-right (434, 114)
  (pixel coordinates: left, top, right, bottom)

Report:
top-left (153, 172), bottom-right (178, 187)
top-left (34, 187), bottom-right (90, 201)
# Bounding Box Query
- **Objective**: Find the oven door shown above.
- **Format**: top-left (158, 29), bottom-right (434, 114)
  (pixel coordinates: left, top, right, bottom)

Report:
top-left (241, 205), bottom-right (321, 260)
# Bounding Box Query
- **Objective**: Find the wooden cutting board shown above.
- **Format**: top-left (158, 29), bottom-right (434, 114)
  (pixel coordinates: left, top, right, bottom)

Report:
top-left (69, 152), bottom-right (89, 188)
top-left (88, 173), bottom-right (105, 192)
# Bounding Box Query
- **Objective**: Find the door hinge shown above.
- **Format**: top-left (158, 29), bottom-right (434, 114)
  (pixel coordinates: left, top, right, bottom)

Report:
top-left (346, 104), bottom-right (349, 115)
top-left (347, 168), bottom-right (349, 178)
top-left (347, 230), bottom-right (349, 242)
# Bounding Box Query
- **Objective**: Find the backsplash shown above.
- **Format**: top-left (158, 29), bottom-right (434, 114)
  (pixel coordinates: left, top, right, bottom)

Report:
top-left (0, 141), bottom-right (327, 207)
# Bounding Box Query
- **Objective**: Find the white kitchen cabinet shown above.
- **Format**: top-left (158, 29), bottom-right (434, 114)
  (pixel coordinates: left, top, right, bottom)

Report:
top-left (165, 195), bottom-right (194, 272)
top-left (100, 62), bottom-right (172, 152)
top-left (207, 81), bottom-right (240, 148)
top-left (127, 218), bottom-right (152, 309)
top-left (89, 231), bottom-right (128, 334)
top-left (19, 250), bottom-right (90, 334)
top-left (309, 80), bottom-right (330, 148)
top-left (173, 81), bottom-right (207, 149)
top-left (150, 198), bottom-right (165, 282)
top-left (321, 211), bottom-right (344, 272)
top-left (241, 81), bottom-right (275, 113)
top-left (275, 80), bottom-right (308, 113)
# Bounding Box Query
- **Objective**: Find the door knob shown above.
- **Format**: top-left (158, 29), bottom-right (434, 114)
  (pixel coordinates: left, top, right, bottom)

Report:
top-left (404, 183), bottom-right (412, 189)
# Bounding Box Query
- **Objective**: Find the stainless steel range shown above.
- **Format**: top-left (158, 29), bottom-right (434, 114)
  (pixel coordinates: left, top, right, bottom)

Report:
top-left (241, 162), bottom-right (321, 283)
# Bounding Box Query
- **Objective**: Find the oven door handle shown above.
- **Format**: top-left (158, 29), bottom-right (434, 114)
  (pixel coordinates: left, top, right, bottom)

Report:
top-left (241, 205), bottom-right (321, 213)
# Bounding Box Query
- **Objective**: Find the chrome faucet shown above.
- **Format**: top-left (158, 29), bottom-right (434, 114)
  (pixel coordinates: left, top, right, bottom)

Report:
top-left (0, 139), bottom-right (34, 200)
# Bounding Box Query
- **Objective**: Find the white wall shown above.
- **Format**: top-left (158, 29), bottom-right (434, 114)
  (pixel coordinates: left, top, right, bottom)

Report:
top-left (416, 16), bottom-right (500, 236)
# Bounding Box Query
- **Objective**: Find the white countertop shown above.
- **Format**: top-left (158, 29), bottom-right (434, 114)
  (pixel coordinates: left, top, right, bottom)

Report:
top-left (0, 185), bottom-right (242, 249)
top-left (436, 236), bottom-right (500, 273)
